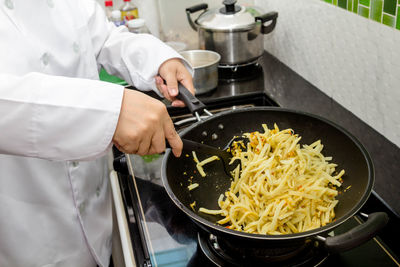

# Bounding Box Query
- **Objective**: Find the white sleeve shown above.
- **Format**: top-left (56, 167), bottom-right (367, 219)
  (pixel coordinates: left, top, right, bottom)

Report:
top-left (98, 30), bottom-right (192, 93)
top-left (82, 0), bottom-right (193, 93)
top-left (0, 72), bottom-right (124, 161)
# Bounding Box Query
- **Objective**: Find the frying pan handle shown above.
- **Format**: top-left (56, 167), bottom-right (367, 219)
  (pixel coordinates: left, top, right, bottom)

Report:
top-left (177, 83), bottom-right (207, 116)
top-left (320, 212), bottom-right (388, 254)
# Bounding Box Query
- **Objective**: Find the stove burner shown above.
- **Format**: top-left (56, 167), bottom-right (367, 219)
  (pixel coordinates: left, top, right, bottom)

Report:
top-left (218, 63), bottom-right (263, 83)
top-left (218, 59), bottom-right (260, 69)
top-left (197, 231), bottom-right (329, 267)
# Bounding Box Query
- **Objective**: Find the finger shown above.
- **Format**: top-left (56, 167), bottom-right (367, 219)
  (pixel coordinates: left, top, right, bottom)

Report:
top-left (160, 83), bottom-right (174, 102)
top-left (148, 130), bottom-right (165, 155)
top-left (113, 131), bottom-right (139, 154)
top-left (114, 140), bottom-right (138, 154)
top-left (163, 71), bottom-right (179, 97)
top-left (155, 76), bottom-right (167, 96)
top-left (136, 133), bottom-right (152, 156)
top-left (113, 142), bottom-right (124, 153)
top-left (171, 99), bottom-right (185, 107)
top-left (155, 75), bottom-right (163, 86)
top-left (155, 76), bottom-right (165, 90)
top-left (163, 118), bottom-right (182, 157)
top-left (155, 76), bottom-right (175, 102)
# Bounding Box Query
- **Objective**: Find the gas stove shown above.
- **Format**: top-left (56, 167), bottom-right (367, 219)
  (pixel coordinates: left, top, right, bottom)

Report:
top-left (112, 66), bottom-right (400, 267)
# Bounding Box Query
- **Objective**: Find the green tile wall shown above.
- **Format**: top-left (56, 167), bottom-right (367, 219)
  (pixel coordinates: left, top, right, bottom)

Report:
top-left (322, 0), bottom-right (400, 30)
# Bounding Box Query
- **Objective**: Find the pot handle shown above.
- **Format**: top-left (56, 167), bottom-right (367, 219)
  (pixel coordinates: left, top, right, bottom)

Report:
top-left (317, 212), bottom-right (389, 254)
top-left (186, 4), bottom-right (208, 31)
top-left (255, 11), bottom-right (278, 34)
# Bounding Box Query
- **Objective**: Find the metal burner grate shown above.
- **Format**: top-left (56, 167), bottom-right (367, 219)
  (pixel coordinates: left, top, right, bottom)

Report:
top-left (198, 231), bottom-right (328, 267)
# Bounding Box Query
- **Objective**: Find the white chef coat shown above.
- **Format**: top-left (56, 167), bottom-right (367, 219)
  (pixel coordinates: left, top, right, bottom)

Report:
top-left (0, 1), bottom-right (190, 266)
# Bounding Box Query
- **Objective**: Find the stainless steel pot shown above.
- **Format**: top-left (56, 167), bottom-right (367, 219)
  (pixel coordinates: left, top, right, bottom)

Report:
top-left (180, 50), bottom-right (221, 95)
top-left (186, 0), bottom-right (278, 67)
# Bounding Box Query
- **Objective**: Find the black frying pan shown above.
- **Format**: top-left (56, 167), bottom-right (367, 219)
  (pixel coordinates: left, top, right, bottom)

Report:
top-left (161, 86), bottom-right (388, 253)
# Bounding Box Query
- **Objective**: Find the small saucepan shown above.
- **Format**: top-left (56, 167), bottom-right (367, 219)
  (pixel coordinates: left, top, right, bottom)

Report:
top-left (180, 50), bottom-right (221, 95)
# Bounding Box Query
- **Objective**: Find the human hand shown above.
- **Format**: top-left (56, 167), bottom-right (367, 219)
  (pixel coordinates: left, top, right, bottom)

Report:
top-left (155, 58), bottom-right (196, 107)
top-left (113, 89), bottom-right (182, 157)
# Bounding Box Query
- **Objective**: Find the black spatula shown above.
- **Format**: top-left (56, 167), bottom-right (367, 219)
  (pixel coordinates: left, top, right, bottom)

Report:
top-left (167, 138), bottom-right (235, 177)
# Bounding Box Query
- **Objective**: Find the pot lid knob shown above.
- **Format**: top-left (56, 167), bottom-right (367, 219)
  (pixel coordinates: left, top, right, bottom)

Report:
top-left (220, 0), bottom-right (241, 15)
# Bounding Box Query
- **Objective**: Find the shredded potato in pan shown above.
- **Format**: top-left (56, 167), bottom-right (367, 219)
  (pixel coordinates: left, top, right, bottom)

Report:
top-left (199, 123), bottom-right (345, 235)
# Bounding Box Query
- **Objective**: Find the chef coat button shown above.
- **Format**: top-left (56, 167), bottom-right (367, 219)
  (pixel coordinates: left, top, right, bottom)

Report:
top-left (47, 0), bottom-right (54, 8)
top-left (41, 53), bottom-right (49, 66)
top-left (72, 42), bottom-right (80, 53)
top-left (79, 202), bottom-right (86, 214)
top-left (72, 161), bottom-right (79, 167)
top-left (5, 0), bottom-right (14, 9)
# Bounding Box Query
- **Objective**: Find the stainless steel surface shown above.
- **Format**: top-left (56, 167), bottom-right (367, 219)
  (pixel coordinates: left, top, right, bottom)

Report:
top-left (195, 4), bottom-right (262, 31)
top-left (185, 2), bottom-right (277, 66)
top-left (198, 26), bottom-right (264, 65)
top-left (180, 50), bottom-right (220, 94)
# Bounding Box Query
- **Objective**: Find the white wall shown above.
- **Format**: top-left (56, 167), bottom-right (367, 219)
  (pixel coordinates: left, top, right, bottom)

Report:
top-left (255, 0), bottom-right (400, 148)
top-left (96, 0), bottom-right (254, 48)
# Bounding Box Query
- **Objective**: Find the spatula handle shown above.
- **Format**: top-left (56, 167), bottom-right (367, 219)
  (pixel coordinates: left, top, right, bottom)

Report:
top-left (166, 138), bottom-right (209, 151)
top-left (166, 138), bottom-right (221, 154)
top-left (177, 83), bottom-right (207, 115)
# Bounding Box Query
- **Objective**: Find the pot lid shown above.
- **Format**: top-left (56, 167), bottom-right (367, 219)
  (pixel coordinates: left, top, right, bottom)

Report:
top-left (196, 0), bottom-right (263, 31)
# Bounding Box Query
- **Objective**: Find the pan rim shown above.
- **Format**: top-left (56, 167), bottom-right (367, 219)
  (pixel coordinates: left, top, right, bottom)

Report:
top-left (161, 107), bottom-right (374, 241)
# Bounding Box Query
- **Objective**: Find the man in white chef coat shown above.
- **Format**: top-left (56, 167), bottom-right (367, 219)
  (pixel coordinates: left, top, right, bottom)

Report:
top-left (0, 0), bottom-right (195, 266)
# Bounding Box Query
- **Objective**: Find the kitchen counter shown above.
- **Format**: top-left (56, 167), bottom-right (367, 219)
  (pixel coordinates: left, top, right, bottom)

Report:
top-left (259, 51), bottom-right (400, 217)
